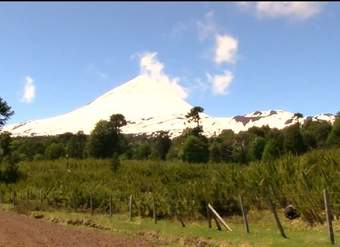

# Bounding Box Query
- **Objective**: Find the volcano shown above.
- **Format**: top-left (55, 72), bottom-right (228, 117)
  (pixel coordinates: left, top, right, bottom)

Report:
top-left (3, 76), bottom-right (335, 137)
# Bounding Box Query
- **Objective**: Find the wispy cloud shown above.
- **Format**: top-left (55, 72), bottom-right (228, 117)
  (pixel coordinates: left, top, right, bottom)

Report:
top-left (236, 2), bottom-right (323, 21)
top-left (207, 71), bottom-right (234, 95)
top-left (138, 52), bottom-right (188, 99)
top-left (21, 76), bottom-right (36, 103)
top-left (214, 34), bottom-right (238, 65)
top-left (197, 10), bottom-right (219, 41)
top-left (195, 11), bottom-right (239, 96)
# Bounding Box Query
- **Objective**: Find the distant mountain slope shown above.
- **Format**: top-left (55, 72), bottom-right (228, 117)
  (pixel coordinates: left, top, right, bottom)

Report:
top-left (3, 76), bottom-right (336, 137)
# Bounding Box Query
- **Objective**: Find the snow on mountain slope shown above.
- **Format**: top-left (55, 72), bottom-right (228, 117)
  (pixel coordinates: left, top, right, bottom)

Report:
top-left (2, 76), bottom-right (336, 138)
top-left (4, 75), bottom-right (193, 137)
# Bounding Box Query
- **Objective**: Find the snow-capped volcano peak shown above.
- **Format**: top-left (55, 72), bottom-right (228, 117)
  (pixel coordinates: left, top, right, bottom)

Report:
top-left (2, 76), bottom-right (336, 138)
top-left (86, 75), bottom-right (191, 119)
top-left (3, 75), bottom-right (193, 136)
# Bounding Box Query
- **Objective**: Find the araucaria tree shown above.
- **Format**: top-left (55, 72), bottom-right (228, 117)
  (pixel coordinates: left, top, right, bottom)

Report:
top-left (185, 106), bottom-right (204, 128)
top-left (0, 97), bottom-right (14, 128)
top-left (88, 114), bottom-right (127, 158)
top-left (182, 106), bottom-right (209, 163)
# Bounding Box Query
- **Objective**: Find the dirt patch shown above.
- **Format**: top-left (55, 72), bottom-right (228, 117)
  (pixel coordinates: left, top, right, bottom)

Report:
top-left (0, 211), bottom-right (153, 247)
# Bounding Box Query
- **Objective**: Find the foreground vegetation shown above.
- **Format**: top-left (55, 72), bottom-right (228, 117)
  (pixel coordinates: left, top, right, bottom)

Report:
top-left (0, 147), bottom-right (338, 226)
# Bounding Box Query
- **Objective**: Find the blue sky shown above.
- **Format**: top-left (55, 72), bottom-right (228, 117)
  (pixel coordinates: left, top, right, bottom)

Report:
top-left (1, 2), bottom-right (340, 124)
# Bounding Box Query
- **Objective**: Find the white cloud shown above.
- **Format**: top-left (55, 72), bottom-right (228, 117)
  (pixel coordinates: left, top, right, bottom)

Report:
top-left (197, 10), bottom-right (219, 41)
top-left (237, 2), bottom-right (322, 20)
top-left (214, 34), bottom-right (238, 64)
top-left (208, 71), bottom-right (234, 95)
top-left (21, 76), bottom-right (36, 103)
top-left (138, 52), bottom-right (188, 99)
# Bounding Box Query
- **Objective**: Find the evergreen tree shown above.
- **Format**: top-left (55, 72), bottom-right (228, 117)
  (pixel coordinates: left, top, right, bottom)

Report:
top-left (181, 135), bottom-right (209, 163)
top-left (302, 120), bottom-right (331, 149)
top-left (0, 131), bottom-right (11, 159)
top-left (0, 98), bottom-right (14, 128)
top-left (153, 131), bottom-right (171, 160)
top-left (249, 137), bottom-right (266, 161)
top-left (185, 106), bottom-right (204, 128)
top-left (88, 114), bottom-right (127, 158)
top-left (216, 129), bottom-right (235, 162)
top-left (66, 131), bottom-right (87, 158)
top-left (294, 112), bottom-right (304, 119)
top-left (283, 123), bottom-right (306, 155)
top-left (110, 114), bottom-right (127, 132)
top-left (88, 120), bottom-right (119, 158)
top-left (327, 117), bottom-right (340, 145)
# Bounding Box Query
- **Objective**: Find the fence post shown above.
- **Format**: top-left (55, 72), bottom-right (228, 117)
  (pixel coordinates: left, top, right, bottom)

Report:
top-left (109, 194), bottom-right (112, 217)
top-left (239, 195), bottom-right (250, 233)
top-left (128, 195), bottom-right (132, 221)
top-left (207, 203), bottom-right (212, 228)
top-left (40, 189), bottom-right (43, 207)
top-left (153, 196), bottom-right (157, 224)
top-left (267, 195), bottom-right (287, 239)
top-left (323, 189), bottom-right (335, 245)
top-left (26, 189), bottom-right (29, 204)
top-left (213, 214), bottom-right (222, 231)
top-left (90, 193), bottom-right (94, 216)
top-left (12, 189), bottom-right (16, 207)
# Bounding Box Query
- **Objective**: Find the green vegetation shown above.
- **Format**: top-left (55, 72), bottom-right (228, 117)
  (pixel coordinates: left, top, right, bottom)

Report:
top-left (0, 147), bottom-right (337, 226)
top-left (0, 97), bottom-right (14, 128)
top-left (0, 100), bottom-right (339, 245)
top-left (1, 106), bottom-right (339, 167)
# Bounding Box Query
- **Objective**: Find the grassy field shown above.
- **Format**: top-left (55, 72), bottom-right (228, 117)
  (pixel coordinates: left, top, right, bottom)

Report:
top-left (2, 204), bottom-right (339, 247)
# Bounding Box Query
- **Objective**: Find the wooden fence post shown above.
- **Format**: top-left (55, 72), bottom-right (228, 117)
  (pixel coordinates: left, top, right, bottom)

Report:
top-left (12, 189), bottom-right (16, 207)
top-left (267, 195), bottom-right (287, 239)
top-left (174, 203), bottom-right (186, 228)
top-left (109, 194), bottom-right (112, 217)
top-left (128, 195), bottom-right (132, 221)
top-left (239, 195), bottom-right (250, 233)
top-left (323, 189), bottom-right (335, 245)
top-left (39, 189), bottom-right (43, 207)
top-left (26, 189), bottom-right (29, 204)
top-left (207, 203), bottom-right (212, 229)
top-left (90, 193), bottom-right (94, 216)
top-left (153, 196), bottom-right (157, 224)
top-left (213, 214), bottom-right (222, 231)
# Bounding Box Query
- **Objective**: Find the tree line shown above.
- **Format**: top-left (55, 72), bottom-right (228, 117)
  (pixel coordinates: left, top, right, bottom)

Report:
top-left (1, 98), bottom-right (340, 165)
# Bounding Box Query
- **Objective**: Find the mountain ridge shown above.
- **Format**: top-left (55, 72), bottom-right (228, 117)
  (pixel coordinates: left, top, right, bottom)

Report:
top-left (2, 76), bottom-right (336, 137)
